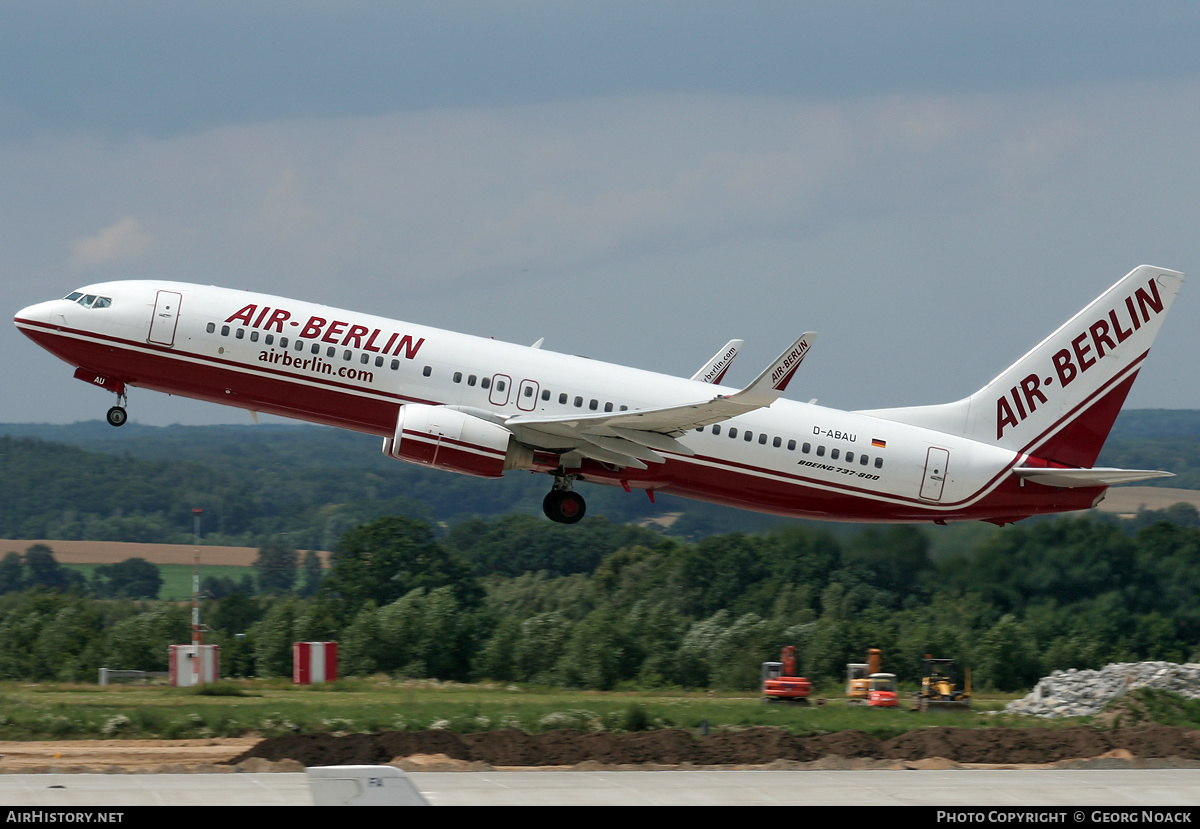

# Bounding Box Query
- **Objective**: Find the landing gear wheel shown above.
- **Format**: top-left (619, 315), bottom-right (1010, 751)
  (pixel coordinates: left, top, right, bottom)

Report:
top-left (106, 406), bottom-right (128, 427)
top-left (542, 490), bottom-right (586, 524)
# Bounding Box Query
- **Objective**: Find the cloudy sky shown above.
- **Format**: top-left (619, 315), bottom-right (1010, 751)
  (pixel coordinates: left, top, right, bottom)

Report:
top-left (4, 1), bottom-right (1200, 426)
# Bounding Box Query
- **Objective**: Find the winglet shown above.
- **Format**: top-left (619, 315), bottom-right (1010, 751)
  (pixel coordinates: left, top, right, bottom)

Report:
top-left (691, 339), bottom-right (743, 383)
top-left (729, 332), bottom-right (817, 407)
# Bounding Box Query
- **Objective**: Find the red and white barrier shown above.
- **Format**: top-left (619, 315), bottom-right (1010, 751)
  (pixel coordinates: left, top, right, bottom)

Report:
top-left (169, 644), bottom-right (220, 686)
top-left (294, 641), bottom-right (338, 684)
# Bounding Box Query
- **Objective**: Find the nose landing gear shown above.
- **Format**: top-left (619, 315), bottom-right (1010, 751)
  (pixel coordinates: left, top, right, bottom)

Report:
top-left (542, 472), bottom-right (586, 524)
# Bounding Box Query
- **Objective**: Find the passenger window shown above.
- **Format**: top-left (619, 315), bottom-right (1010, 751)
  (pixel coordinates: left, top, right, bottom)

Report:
top-left (729, 428), bottom-right (738, 438)
top-left (787, 440), bottom-right (796, 450)
top-left (860, 455), bottom-right (869, 466)
top-left (220, 325), bottom-right (230, 336)
top-left (802, 442), bottom-right (810, 453)
top-left (604, 402), bottom-right (613, 412)
top-left (496, 379), bottom-right (506, 391)
top-left (759, 434), bottom-right (768, 445)
top-left (874, 457), bottom-right (883, 469)
top-left (574, 396), bottom-right (583, 407)
top-left (559, 393), bottom-right (567, 404)
top-left (468, 375), bottom-right (477, 386)
top-left (206, 322), bottom-right (216, 334)
top-left (344, 350), bottom-right (353, 361)
top-left (454, 372), bottom-right (463, 383)
top-left (236, 328), bottom-right (245, 339)
top-left (390, 359), bottom-right (400, 370)
top-left (311, 343), bottom-right (320, 354)
top-left (481, 377), bottom-right (490, 389)
top-left (744, 431), bottom-right (753, 442)
top-left (524, 386), bottom-right (533, 397)
top-left (713, 425), bottom-right (721, 435)
top-left (541, 389), bottom-right (551, 401)
top-left (830, 449), bottom-right (839, 460)
top-left (279, 337), bottom-right (288, 348)
top-left (846, 451), bottom-right (854, 463)
top-left (361, 353), bottom-right (370, 364)
top-left (773, 437), bottom-right (782, 448)
top-left (375, 356), bottom-right (384, 367)
top-left (423, 366), bottom-right (432, 377)
top-left (250, 331), bottom-right (259, 342)
top-left (265, 334), bottom-right (274, 345)
top-left (816, 445), bottom-right (825, 456)
top-left (589, 399), bottom-right (598, 410)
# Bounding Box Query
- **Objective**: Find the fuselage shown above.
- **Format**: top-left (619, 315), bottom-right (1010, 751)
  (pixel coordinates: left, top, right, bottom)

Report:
top-left (14, 280), bottom-right (1105, 523)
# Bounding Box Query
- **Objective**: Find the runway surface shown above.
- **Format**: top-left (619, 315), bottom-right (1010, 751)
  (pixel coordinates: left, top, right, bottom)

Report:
top-left (2, 769), bottom-right (1200, 806)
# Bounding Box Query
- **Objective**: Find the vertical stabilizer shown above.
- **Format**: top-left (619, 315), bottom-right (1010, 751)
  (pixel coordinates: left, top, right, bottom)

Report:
top-left (861, 266), bottom-right (1184, 467)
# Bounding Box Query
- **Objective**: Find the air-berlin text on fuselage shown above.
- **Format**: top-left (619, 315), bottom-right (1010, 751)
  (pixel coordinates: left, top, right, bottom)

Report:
top-left (995, 277), bottom-right (1165, 439)
top-left (224, 304), bottom-right (425, 359)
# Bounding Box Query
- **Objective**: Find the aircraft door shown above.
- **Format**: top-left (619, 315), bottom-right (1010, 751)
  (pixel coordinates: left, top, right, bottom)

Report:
top-left (148, 290), bottom-right (183, 347)
top-left (920, 447), bottom-right (950, 501)
top-left (489, 374), bottom-right (511, 407)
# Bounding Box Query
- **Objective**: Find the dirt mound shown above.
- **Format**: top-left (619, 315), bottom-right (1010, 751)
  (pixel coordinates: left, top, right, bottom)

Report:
top-left (228, 725), bottom-right (1200, 769)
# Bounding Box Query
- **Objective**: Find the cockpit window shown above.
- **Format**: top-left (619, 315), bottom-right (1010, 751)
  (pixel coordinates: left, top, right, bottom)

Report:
top-left (64, 292), bottom-right (111, 308)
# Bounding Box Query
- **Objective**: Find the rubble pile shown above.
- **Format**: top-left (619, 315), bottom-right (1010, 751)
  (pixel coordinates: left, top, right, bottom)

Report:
top-left (1005, 661), bottom-right (1200, 718)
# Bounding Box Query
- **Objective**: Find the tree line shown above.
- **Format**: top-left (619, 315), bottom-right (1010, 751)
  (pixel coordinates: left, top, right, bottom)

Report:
top-left (2, 409), bottom-right (1195, 549)
top-left (2, 506), bottom-right (1198, 691)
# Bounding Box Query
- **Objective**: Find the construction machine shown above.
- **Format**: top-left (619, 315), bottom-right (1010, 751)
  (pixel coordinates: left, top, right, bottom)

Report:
top-left (761, 646), bottom-right (811, 704)
top-left (847, 648), bottom-right (898, 708)
top-left (846, 648), bottom-right (882, 705)
top-left (867, 672), bottom-right (899, 708)
top-left (913, 655), bottom-right (971, 712)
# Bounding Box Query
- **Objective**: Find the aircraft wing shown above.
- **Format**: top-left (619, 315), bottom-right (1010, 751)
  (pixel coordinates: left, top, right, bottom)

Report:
top-left (505, 333), bottom-right (816, 469)
top-left (1012, 467), bottom-right (1174, 488)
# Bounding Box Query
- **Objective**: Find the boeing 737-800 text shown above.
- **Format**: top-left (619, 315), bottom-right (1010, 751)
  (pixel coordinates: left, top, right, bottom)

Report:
top-left (14, 265), bottom-right (1183, 525)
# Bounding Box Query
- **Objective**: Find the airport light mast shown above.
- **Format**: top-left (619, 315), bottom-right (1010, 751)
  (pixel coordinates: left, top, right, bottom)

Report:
top-left (191, 507), bottom-right (204, 685)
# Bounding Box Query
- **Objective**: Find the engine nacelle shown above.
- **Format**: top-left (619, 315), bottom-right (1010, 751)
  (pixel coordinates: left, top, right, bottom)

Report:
top-left (382, 403), bottom-right (533, 478)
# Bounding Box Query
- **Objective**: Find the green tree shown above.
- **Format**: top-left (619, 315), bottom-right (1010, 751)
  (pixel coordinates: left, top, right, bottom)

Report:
top-left (322, 517), bottom-right (482, 612)
top-left (0, 551), bottom-right (25, 594)
top-left (23, 544), bottom-right (83, 592)
top-left (91, 557), bottom-right (162, 599)
top-left (299, 550), bottom-right (324, 597)
top-left (253, 544), bottom-right (299, 594)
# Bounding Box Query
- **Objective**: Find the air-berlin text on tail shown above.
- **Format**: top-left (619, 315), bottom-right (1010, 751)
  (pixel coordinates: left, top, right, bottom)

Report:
top-left (770, 340), bottom-right (810, 387)
top-left (224, 304), bottom-right (426, 359)
top-left (995, 276), bottom-right (1165, 439)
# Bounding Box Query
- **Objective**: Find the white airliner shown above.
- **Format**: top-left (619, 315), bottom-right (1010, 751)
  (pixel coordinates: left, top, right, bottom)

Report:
top-left (13, 265), bottom-right (1183, 525)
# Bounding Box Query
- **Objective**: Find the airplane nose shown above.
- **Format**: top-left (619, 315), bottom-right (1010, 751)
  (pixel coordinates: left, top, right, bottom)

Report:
top-left (14, 299), bottom-right (56, 329)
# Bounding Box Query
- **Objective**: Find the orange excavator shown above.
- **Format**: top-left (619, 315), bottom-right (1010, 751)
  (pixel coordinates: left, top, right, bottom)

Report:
top-left (761, 646), bottom-right (812, 704)
top-left (846, 648), bottom-right (899, 708)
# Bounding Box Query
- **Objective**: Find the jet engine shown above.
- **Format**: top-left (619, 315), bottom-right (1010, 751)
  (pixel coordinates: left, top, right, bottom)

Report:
top-left (382, 403), bottom-right (533, 478)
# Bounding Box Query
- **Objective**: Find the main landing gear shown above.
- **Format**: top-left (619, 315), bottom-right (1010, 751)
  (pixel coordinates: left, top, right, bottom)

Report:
top-left (543, 472), bottom-right (586, 524)
top-left (106, 393), bottom-right (128, 427)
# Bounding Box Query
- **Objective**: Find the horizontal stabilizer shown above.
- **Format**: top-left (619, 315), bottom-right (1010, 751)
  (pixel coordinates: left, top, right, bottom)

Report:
top-left (1013, 467), bottom-right (1175, 488)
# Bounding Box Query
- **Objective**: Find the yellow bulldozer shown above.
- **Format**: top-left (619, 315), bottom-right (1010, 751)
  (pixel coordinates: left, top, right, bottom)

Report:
top-left (913, 655), bottom-right (971, 712)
